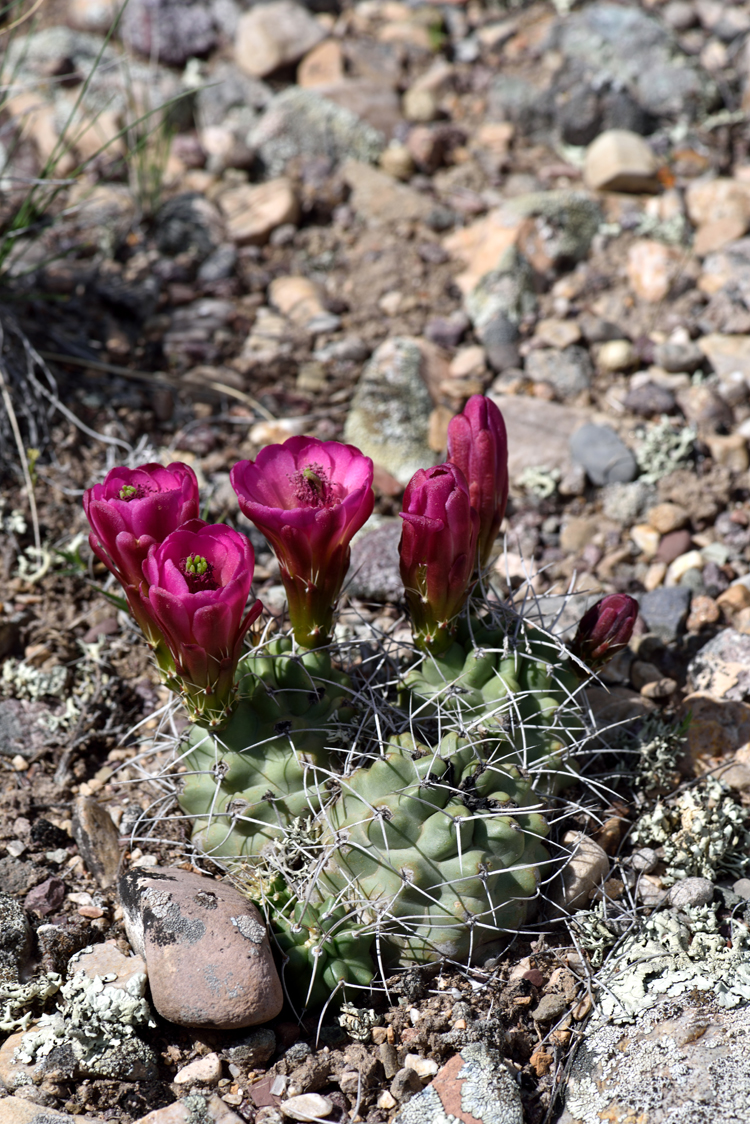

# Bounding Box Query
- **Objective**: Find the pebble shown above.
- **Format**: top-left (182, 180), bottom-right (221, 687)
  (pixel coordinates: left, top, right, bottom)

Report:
top-left (344, 337), bottom-right (437, 485)
top-left (393, 1043), bottom-right (523, 1124)
top-left (226, 1028), bottom-right (276, 1067)
top-left (627, 240), bottom-right (678, 302)
top-left (380, 143), bottom-right (414, 181)
top-left (561, 1002), bottom-right (750, 1124)
top-left (135, 1095), bottom-right (246, 1123)
top-left (280, 1093), bottom-right (333, 1121)
top-left (667, 878), bottom-right (715, 909)
top-left (622, 381), bottom-right (677, 417)
top-left (121, 0), bottom-right (217, 66)
top-left (0, 892), bottom-right (31, 982)
top-left (687, 628), bottom-right (750, 701)
top-left (234, 0), bottom-right (325, 78)
top-left (647, 502), bottom-right (689, 534)
top-left (639, 586), bottom-right (692, 642)
top-left (0, 1098), bottom-right (106, 1124)
top-left (534, 318), bottom-right (582, 350)
top-left (653, 340), bottom-right (704, 374)
top-left (597, 339), bottom-right (635, 372)
top-left (686, 595), bottom-right (721, 631)
top-left (71, 795), bottom-right (121, 888)
top-left (569, 424), bottom-right (637, 486)
top-left (706, 432), bottom-right (750, 472)
top-left (342, 159), bottom-right (433, 226)
top-left (269, 276), bottom-right (335, 332)
top-left (531, 993), bottom-right (568, 1024)
top-left (118, 866), bottom-right (283, 1029)
top-left (679, 693), bottom-right (750, 777)
top-left (698, 332), bottom-right (750, 380)
top-left (630, 847), bottom-right (659, 874)
top-left (248, 88), bottom-right (385, 179)
top-left (525, 346), bottom-right (593, 401)
top-left (402, 87), bottom-right (438, 123)
top-left (666, 549), bottom-right (704, 586)
top-left (583, 129), bottom-right (658, 193)
top-left (72, 939), bottom-right (147, 992)
top-left (391, 1067), bottom-right (423, 1101)
top-left (24, 876), bottom-right (65, 916)
top-left (174, 1052), bottom-right (223, 1086)
top-left (494, 396), bottom-right (589, 479)
top-left (403, 1054), bottom-right (439, 1079)
top-left (297, 39), bottom-right (344, 88)
top-left (734, 879), bottom-right (750, 901)
top-left (217, 179), bottom-right (299, 246)
top-left (655, 529), bottom-right (693, 565)
top-left (550, 831), bottom-right (610, 915)
top-left (631, 524), bottom-right (660, 558)
top-left (675, 384), bottom-right (734, 433)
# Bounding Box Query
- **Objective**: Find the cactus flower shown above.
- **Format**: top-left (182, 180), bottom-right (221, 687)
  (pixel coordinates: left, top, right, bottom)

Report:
top-left (447, 394), bottom-right (509, 571)
top-left (570, 593), bottom-right (639, 672)
top-left (83, 463), bottom-right (200, 673)
top-left (399, 463), bottom-right (479, 655)
top-left (142, 523), bottom-right (263, 725)
top-left (230, 437), bottom-right (374, 648)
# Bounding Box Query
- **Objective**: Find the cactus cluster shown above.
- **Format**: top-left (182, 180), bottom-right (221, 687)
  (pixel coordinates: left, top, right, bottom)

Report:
top-left (83, 396), bottom-right (638, 1009)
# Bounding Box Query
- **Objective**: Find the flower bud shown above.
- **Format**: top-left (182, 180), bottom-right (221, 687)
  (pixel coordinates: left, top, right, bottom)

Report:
top-left (231, 437), bottom-right (374, 648)
top-left (142, 523), bottom-right (262, 725)
top-left (570, 594), bottom-right (639, 672)
top-left (399, 463), bottom-right (479, 655)
top-left (447, 394), bottom-right (509, 571)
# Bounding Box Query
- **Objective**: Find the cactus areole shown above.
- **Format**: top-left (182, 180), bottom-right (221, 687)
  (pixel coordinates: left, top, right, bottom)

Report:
top-left (82, 402), bottom-right (629, 1001)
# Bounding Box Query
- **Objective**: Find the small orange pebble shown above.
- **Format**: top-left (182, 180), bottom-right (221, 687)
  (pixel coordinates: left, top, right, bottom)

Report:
top-left (79, 906), bottom-right (105, 919)
top-left (530, 1048), bottom-right (554, 1077)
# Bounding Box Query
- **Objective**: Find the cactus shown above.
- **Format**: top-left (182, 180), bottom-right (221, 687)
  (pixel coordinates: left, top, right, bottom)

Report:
top-left (401, 611), bottom-right (586, 789)
top-left (318, 731), bottom-right (550, 965)
top-left (179, 638), bottom-right (352, 859)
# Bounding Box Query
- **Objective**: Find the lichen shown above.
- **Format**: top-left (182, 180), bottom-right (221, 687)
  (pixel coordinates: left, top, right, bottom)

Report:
top-left (635, 418), bottom-right (696, 483)
top-left (518, 465), bottom-right (561, 498)
top-left (631, 777), bottom-right (750, 884)
top-left (394, 1044), bottom-right (523, 1124)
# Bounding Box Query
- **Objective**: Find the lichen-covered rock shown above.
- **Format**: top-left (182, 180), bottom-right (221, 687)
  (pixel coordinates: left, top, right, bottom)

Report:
top-left (394, 1043), bottom-right (523, 1124)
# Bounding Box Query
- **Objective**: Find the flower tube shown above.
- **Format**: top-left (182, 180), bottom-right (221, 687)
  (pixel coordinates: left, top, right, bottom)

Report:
top-left (142, 523), bottom-right (262, 724)
top-left (570, 594), bottom-right (639, 672)
top-left (231, 437), bottom-right (374, 648)
top-left (83, 463), bottom-right (200, 672)
top-left (447, 394), bottom-right (508, 571)
top-left (399, 463), bottom-right (479, 655)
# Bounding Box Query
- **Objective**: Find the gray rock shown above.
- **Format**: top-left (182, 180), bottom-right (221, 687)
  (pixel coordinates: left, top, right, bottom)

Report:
top-left (196, 61), bottom-right (270, 128)
top-left (134, 1094), bottom-right (246, 1123)
top-left (488, 74), bottom-right (555, 136)
top-left (249, 87), bottom-right (384, 178)
top-left (391, 1067), bottom-right (423, 1102)
top-left (71, 796), bottom-right (121, 889)
top-left (667, 878), bottom-right (715, 909)
top-left (561, 1001), bottom-right (750, 1124)
top-left (119, 866), bottom-right (283, 1029)
top-left (226, 1027), bottom-right (276, 1067)
top-left (601, 480), bottom-right (657, 525)
top-left (570, 424), bottom-right (637, 485)
top-left (551, 2), bottom-right (719, 121)
top-left (639, 586), bottom-right (692, 643)
top-left (525, 346), bottom-right (593, 400)
top-left (121, 0), bottom-right (218, 66)
top-left (0, 892), bottom-right (31, 985)
top-left (687, 628), bottom-right (750, 701)
top-left (344, 338), bottom-right (437, 486)
top-left (348, 520), bottom-right (403, 603)
top-left (623, 381), bottom-right (677, 417)
top-left (653, 340), bottom-right (704, 374)
top-left (491, 396), bottom-right (590, 481)
top-left (465, 248), bottom-right (537, 339)
top-left (531, 992), bottom-right (568, 1023)
top-left (394, 1043), bottom-right (523, 1124)
top-left (154, 193), bottom-right (225, 261)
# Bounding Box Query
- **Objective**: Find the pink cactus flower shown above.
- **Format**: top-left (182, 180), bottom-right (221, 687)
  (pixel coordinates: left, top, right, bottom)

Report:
top-left (83, 463), bottom-right (200, 672)
top-left (447, 395), bottom-right (509, 571)
top-left (142, 523), bottom-right (262, 724)
top-left (231, 437), bottom-right (374, 648)
top-left (399, 463), bottom-right (479, 655)
top-left (570, 594), bottom-right (639, 672)
top-left (83, 462), bottom-right (200, 588)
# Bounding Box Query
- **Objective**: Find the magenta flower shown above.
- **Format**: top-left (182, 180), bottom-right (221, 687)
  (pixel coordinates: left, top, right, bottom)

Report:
top-left (142, 523), bottom-right (262, 724)
top-left (570, 594), bottom-right (639, 672)
top-left (447, 395), bottom-right (508, 571)
top-left (231, 437), bottom-right (374, 648)
top-left (399, 463), bottom-right (479, 655)
top-left (83, 463), bottom-right (200, 673)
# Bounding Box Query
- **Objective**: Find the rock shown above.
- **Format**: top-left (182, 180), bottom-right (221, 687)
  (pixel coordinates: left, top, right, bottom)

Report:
top-left (280, 1093), bottom-right (334, 1120)
top-left (699, 333), bottom-right (750, 380)
top-left (344, 338), bottom-right (437, 486)
top-left (653, 340), bottom-right (705, 373)
top-left (623, 381), bottom-right (677, 417)
top-left (67, 0), bottom-right (121, 33)
top-left (602, 480), bottom-right (656, 524)
top-left (217, 179), bottom-right (299, 246)
top-left (639, 586), bottom-right (692, 642)
top-left (586, 686), bottom-right (655, 729)
top-left (342, 160), bottom-right (433, 226)
top-left (311, 78), bottom-right (401, 138)
top-left (667, 877), bottom-right (715, 909)
top-left (678, 693), bottom-right (750, 776)
top-left (402, 86), bottom-right (437, 124)
top-left (509, 190), bottom-right (602, 268)
top-left (627, 240), bottom-right (680, 302)
top-left (391, 1067), bottom-right (426, 1102)
top-left (24, 876), bottom-right (65, 916)
top-left (560, 516), bottom-right (598, 554)
top-left (560, 1002), bottom-right (750, 1124)
top-left (675, 383), bottom-right (734, 433)
top-left (630, 847), bottom-right (659, 874)
top-left (443, 210), bottom-right (524, 295)
top-left (235, 0), bottom-right (325, 78)
top-left (380, 143), bottom-right (414, 181)
top-left (686, 177), bottom-right (750, 255)
top-left (491, 396), bottom-right (589, 480)
top-left (531, 993), bottom-right (568, 1024)
top-left (570, 424), bottom-right (637, 486)
top-left (250, 87), bottom-right (384, 178)
top-left (118, 866), bottom-right (283, 1029)
top-left (655, 529), bottom-right (693, 565)
top-left (135, 1095), bottom-right (246, 1123)
top-left (174, 1052), bottom-right (223, 1086)
top-left (687, 628), bottom-right (750, 701)
top-left (71, 939), bottom-right (147, 992)
top-left (154, 193), bottom-right (225, 262)
top-left (525, 346), bottom-right (593, 400)
top-left (226, 1028), bottom-right (276, 1067)
top-left (269, 276), bottom-right (336, 332)
top-left (403, 1054), bottom-right (439, 1080)
top-left (706, 432), bottom-right (749, 472)
top-left (393, 1043), bottom-right (523, 1124)
top-left (465, 248), bottom-right (537, 369)
top-left (348, 520), bottom-right (403, 603)
top-left (71, 796), bottom-right (121, 888)
top-left (297, 40), bottom-right (344, 88)
top-left (550, 831), bottom-right (610, 915)
top-left (121, 0), bottom-right (217, 66)
top-left (583, 129), bottom-right (658, 193)
top-left (597, 339), bottom-right (635, 372)
top-left (647, 502), bottom-right (689, 533)
top-left (0, 892), bottom-right (31, 983)
top-left (631, 524), bottom-right (660, 557)
top-left (666, 549), bottom-right (704, 586)
top-left (535, 319), bottom-right (582, 350)
top-left (0, 1098), bottom-right (106, 1124)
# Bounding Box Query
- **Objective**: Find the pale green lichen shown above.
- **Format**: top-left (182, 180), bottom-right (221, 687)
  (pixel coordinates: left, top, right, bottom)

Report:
top-left (635, 419), bottom-right (696, 484)
top-left (394, 1044), bottom-right (523, 1124)
top-left (631, 777), bottom-right (750, 884)
top-left (518, 465), bottom-right (561, 498)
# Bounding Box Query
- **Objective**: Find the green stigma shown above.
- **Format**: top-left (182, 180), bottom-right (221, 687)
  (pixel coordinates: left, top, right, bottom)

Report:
top-left (119, 485), bottom-right (138, 500)
top-left (185, 554), bottom-right (209, 575)
top-left (302, 466), bottom-right (325, 496)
